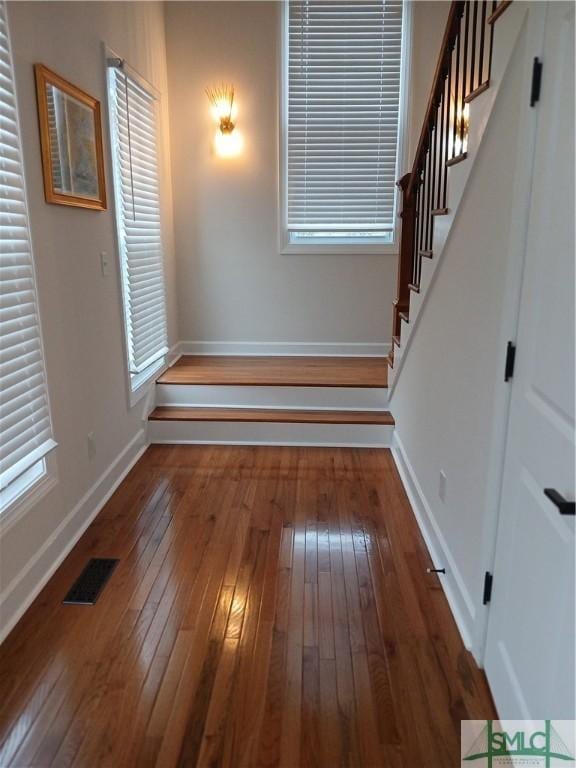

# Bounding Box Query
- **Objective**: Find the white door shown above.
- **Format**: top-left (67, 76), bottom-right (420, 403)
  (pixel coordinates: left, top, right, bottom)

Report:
top-left (484, 1), bottom-right (575, 719)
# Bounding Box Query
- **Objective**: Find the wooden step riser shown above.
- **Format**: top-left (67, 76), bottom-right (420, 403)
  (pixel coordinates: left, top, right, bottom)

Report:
top-left (147, 419), bottom-right (394, 448)
top-left (155, 384), bottom-right (389, 411)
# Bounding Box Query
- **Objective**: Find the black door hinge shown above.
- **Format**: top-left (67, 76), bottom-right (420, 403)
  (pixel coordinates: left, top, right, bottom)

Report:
top-left (483, 571), bottom-right (493, 605)
top-left (504, 341), bottom-right (516, 382)
top-left (530, 57), bottom-right (543, 107)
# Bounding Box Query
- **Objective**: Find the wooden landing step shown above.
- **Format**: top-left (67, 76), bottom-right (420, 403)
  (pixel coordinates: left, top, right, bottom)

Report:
top-left (149, 406), bottom-right (394, 426)
top-left (157, 355), bottom-right (388, 388)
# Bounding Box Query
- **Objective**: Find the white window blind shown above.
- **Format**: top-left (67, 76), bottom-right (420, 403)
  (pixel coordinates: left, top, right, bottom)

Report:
top-left (286, 0), bottom-right (403, 239)
top-left (0, 1), bottom-right (56, 491)
top-left (107, 63), bottom-right (168, 378)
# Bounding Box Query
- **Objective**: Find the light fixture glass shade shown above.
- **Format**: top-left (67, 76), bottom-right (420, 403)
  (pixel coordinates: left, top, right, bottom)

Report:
top-left (214, 129), bottom-right (243, 158)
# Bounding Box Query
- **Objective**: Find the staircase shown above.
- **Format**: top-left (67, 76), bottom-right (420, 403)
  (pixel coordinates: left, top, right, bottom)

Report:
top-left (147, 355), bottom-right (394, 447)
top-left (388, 0), bottom-right (514, 386)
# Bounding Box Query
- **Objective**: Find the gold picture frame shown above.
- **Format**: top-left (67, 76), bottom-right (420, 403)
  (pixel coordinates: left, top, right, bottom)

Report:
top-left (34, 64), bottom-right (106, 210)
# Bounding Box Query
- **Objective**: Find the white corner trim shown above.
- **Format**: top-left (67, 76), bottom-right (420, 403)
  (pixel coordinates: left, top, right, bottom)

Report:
top-left (391, 431), bottom-right (477, 657)
top-left (178, 341), bottom-right (390, 358)
top-left (0, 429), bottom-right (148, 645)
top-left (166, 342), bottom-right (182, 367)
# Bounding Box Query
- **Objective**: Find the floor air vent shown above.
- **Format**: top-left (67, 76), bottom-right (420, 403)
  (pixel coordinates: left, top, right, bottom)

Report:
top-left (63, 558), bottom-right (119, 605)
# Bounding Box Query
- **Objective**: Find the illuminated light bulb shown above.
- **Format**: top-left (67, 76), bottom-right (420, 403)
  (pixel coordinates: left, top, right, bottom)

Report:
top-left (214, 129), bottom-right (243, 158)
top-left (210, 98), bottom-right (238, 123)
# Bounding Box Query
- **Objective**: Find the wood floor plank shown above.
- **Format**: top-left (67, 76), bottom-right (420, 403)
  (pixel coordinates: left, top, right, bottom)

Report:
top-left (278, 485), bottom-right (307, 768)
top-left (151, 485), bottom-right (244, 767)
top-left (0, 446), bottom-right (496, 767)
top-left (157, 356), bottom-right (388, 388)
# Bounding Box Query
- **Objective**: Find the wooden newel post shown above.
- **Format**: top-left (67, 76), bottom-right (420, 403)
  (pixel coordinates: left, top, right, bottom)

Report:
top-left (392, 173), bottom-right (416, 338)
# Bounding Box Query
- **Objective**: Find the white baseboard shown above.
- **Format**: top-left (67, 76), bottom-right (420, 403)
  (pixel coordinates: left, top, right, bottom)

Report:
top-left (0, 429), bottom-right (148, 645)
top-left (391, 432), bottom-right (477, 656)
top-left (177, 340), bottom-right (390, 357)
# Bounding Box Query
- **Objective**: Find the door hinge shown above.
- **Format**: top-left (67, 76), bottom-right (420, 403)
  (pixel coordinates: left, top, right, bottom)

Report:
top-left (483, 571), bottom-right (493, 605)
top-left (530, 57), bottom-right (543, 107)
top-left (504, 341), bottom-right (516, 382)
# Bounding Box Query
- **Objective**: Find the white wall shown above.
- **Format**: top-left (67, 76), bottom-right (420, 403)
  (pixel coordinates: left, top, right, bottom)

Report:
top-left (390, 10), bottom-right (529, 655)
top-left (0, 1), bottom-right (177, 637)
top-left (165, 0), bottom-right (402, 347)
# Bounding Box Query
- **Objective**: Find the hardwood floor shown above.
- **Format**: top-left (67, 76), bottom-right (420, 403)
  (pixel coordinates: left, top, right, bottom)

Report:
top-left (0, 446), bottom-right (495, 767)
top-left (156, 356), bottom-right (388, 388)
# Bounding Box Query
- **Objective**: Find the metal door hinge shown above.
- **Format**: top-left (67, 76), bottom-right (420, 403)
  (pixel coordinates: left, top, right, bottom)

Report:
top-left (504, 341), bottom-right (516, 382)
top-left (530, 57), bottom-right (543, 107)
top-left (483, 571), bottom-right (493, 605)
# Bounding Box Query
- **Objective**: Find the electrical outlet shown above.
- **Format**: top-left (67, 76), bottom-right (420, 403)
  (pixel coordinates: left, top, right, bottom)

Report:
top-left (100, 250), bottom-right (110, 277)
top-left (439, 470), bottom-right (447, 502)
top-left (87, 431), bottom-right (96, 460)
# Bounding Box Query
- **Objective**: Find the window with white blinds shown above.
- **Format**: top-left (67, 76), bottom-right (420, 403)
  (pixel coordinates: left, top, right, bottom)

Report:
top-left (0, 1), bottom-right (56, 495)
top-left (285, 0), bottom-right (404, 245)
top-left (107, 62), bottom-right (168, 382)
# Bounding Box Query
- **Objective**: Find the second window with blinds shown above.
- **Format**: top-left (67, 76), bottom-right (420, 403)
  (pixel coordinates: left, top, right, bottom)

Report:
top-left (282, 0), bottom-right (407, 253)
top-left (107, 58), bottom-right (168, 397)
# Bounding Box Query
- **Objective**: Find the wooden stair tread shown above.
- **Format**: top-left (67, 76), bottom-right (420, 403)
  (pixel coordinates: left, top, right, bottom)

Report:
top-left (149, 406), bottom-right (395, 426)
top-left (488, 0), bottom-right (512, 25)
top-left (157, 355), bottom-right (388, 388)
top-left (446, 152), bottom-right (467, 167)
top-left (465, 81), bottom-right (490, 103)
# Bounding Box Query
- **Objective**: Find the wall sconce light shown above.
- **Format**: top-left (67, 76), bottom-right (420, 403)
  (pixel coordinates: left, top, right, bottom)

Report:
top-left (206, 84), bottom-right (243, 158)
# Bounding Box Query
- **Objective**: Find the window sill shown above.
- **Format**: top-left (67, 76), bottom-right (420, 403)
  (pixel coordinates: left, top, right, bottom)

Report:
top-left (0, 454), bottom-right (59, 535)
top-left (280, 242), bottom-right (399, 256)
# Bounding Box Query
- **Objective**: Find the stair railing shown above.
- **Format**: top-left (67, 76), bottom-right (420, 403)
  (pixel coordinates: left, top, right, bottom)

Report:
top-left (392, 0), bottom-right (511, 343)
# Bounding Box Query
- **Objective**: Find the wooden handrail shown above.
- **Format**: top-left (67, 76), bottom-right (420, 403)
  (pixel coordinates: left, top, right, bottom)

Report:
top-left (407, 1), bottom-right (465, 197)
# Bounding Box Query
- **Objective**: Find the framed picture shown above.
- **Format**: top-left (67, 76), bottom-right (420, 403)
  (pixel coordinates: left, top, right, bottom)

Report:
top-left (34, 64), bottom-right (106, 210)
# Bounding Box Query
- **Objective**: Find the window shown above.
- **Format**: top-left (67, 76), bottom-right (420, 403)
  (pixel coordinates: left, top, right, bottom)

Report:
top-left (0, 1), bottom-right (56, 511)
top-left (107, 59), bottom-right (168, 393)
top-left (282, 0), bottom-right (405, 251)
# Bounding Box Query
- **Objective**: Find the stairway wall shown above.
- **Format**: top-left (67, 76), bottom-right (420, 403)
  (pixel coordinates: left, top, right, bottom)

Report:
top-left (390, 10), bottom-right (530, 658)
top-left (164, 1), bottom-right (446, 349)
